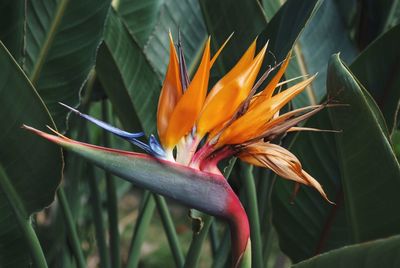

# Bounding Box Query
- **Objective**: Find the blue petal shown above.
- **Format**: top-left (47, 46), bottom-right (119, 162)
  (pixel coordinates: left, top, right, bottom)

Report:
top-left (60, 103), bottom-right (144, 138)
top-left (59, 102), bottom-right (151, 153)
top-left (148, 134), bottom-right (166, 158)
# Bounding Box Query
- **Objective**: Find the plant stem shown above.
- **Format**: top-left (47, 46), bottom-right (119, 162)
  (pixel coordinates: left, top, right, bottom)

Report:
top-left (154, 194), bottom-right (185, 267)
top-left (0, 165), bottom-right (48, 268)
top-left (102, 101), bottom-right (121, 268)
top-left (57, 188), bottom-right (86, 268)
top-left (126, 191), bottom-right (155, 268)
top-left (209, 221), bottom-right (220, 257)
top-left (212, 228), bottom-right (230, 268)
top-left (87, 166), bottom-right (110, 268)
top-left (184, 216), bottom-right (214, 268)
top-left (257, 170), bottom-right (275, 227)
top-left (240, 163), bottom-right (263, 268)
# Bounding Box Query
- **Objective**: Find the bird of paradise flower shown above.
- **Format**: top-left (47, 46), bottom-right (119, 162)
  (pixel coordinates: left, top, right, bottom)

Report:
top-left (24, 32), bottom-right (333, 267)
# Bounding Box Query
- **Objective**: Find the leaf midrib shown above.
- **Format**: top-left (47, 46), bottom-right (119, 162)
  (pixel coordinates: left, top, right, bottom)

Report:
top-left (29, 0), bottom-right (69, 84)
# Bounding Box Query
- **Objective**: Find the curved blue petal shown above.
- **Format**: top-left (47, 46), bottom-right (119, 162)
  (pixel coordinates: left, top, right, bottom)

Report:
top-left (59, 102), bottom-right (152, 153)
top-left (60, 103), bottom-right (144, 138)
top-left (149, 134), bottom-right (166, 158)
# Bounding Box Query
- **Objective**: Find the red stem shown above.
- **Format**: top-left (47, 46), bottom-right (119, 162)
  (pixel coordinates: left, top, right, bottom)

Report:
top-left (225, 189), bottom-right (250, 267)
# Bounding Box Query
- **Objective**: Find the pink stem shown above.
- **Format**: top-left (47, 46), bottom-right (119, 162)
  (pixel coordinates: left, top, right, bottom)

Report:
top-left (189, 142), bottom-right (214, 169)
top-left (225, 188), bottom-right (251, 267)
top-left (199, 146), bottom-right (235, 174)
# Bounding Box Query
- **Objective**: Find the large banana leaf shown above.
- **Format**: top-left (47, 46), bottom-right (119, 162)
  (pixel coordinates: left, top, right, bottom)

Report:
top-left (115, 0), bottom-right (164, 47)
top-left (0, 43), bottom-right (63, 267)
top-left (271, 53), bottom-right (400, 263)
top-left (23, 0), bottom-right (111, 132)
top-left (97, 10), bottom-right (160, 135)
top-left (293, 234), bottom-right (400, 268)
top-left (351, 24), bottom-right (400, 133)
top-left (328, 54), bottom-right (400, 241)
top-left (116, 0), bottom-right (207, 77)
top-left (288, 0), bottom-right (358, 107)
top-left (143, 0), bottom-right (207, 76)
top-left (346, 0), bottom-right (399, 48)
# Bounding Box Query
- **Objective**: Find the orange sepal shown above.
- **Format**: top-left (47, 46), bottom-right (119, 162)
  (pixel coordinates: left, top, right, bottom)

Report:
top-left (197, 43), bottom-right (268, 136)
top-left (203, 39), bottom-right (257, 107)
top-left (216, 75), bottom-right (316, 146)
top-left (164, 38), bottom-right (211, 148)
top-left (252, 51), bottom-right (292, 107)
top-left (210, 33), bottom-right (234, 68)
top-left (157, 33), bottom-right (182, 147)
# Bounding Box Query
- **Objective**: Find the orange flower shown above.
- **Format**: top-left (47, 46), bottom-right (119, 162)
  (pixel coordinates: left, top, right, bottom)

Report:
top-left (157, 34), bottom-right (332, 202)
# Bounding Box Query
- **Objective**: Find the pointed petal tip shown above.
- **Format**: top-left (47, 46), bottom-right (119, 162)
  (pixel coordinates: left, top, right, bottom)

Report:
top-left (59, 102), bottom-right (80, 114)
top-left (21, 124), bottom-right (33, 131)
top-left (210, 33), bottom-right (234, 67)
top-left (168, 30), bottom-right (174, 43)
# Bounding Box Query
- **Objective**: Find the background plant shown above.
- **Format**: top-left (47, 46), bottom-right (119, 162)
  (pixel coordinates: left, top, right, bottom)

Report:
top-left (1, 0), bottom-right (400, 267)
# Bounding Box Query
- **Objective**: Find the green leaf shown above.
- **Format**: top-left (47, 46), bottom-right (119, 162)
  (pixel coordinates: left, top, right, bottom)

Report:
top-left (258, 0), bottom-right (321, 64)
top-left (327, 54), bottom-right (400, 241)
top-left (117, 0), bottom-right (207, 77)
top-left (23, 0), bottom-right (111, 131)
top-left (142, 0), bottom-right (207, 77)
top-left (97, 10), bottom-right (160, 135)
top-left (350, 24), bottom-right (400, 134)
top-left (351, 0), bottom-right (399, 48)
top-left (255, 0), bottom-right (323, 107)
top-left (0, 0), bottom-right (25, 62)
top-left (293, 234), bottom-right (400, 268)
top-left (0, 42), bottom-right (63, 267)
top-left (271, 54), bottom-right (400, 263)
top-left (200, 0), bottom-right (267, 73)
top-left (261, 0), bottom-right (282, 20)
top-left (115, 0), bottom-right (164, 47)
top-left (285, 0), bottom-right (358, 107)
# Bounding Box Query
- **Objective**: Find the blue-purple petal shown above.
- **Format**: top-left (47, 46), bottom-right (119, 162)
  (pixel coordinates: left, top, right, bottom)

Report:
top-left (59, 102), bottom-right (154, 154)
top-left (149, 134), bottom-right (166, 158)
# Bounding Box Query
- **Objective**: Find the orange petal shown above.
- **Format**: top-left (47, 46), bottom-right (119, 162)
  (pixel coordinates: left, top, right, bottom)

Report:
top-left (216, 75), bottom-right (316, 146)
top-left (252, 51), bottom-right (291, 107)
top-left (203, 39), bottom-right (257, 107)
top-left (239, 142), bottom-right (333, 203)
top-left (164, 38), bottom-right (211, 148)
top-left (197, 43), bottom-right (267, 137)
top-left (210, 32), bottom-right (234, 68)
top-left (157, 33), bottom-right (182, 147)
